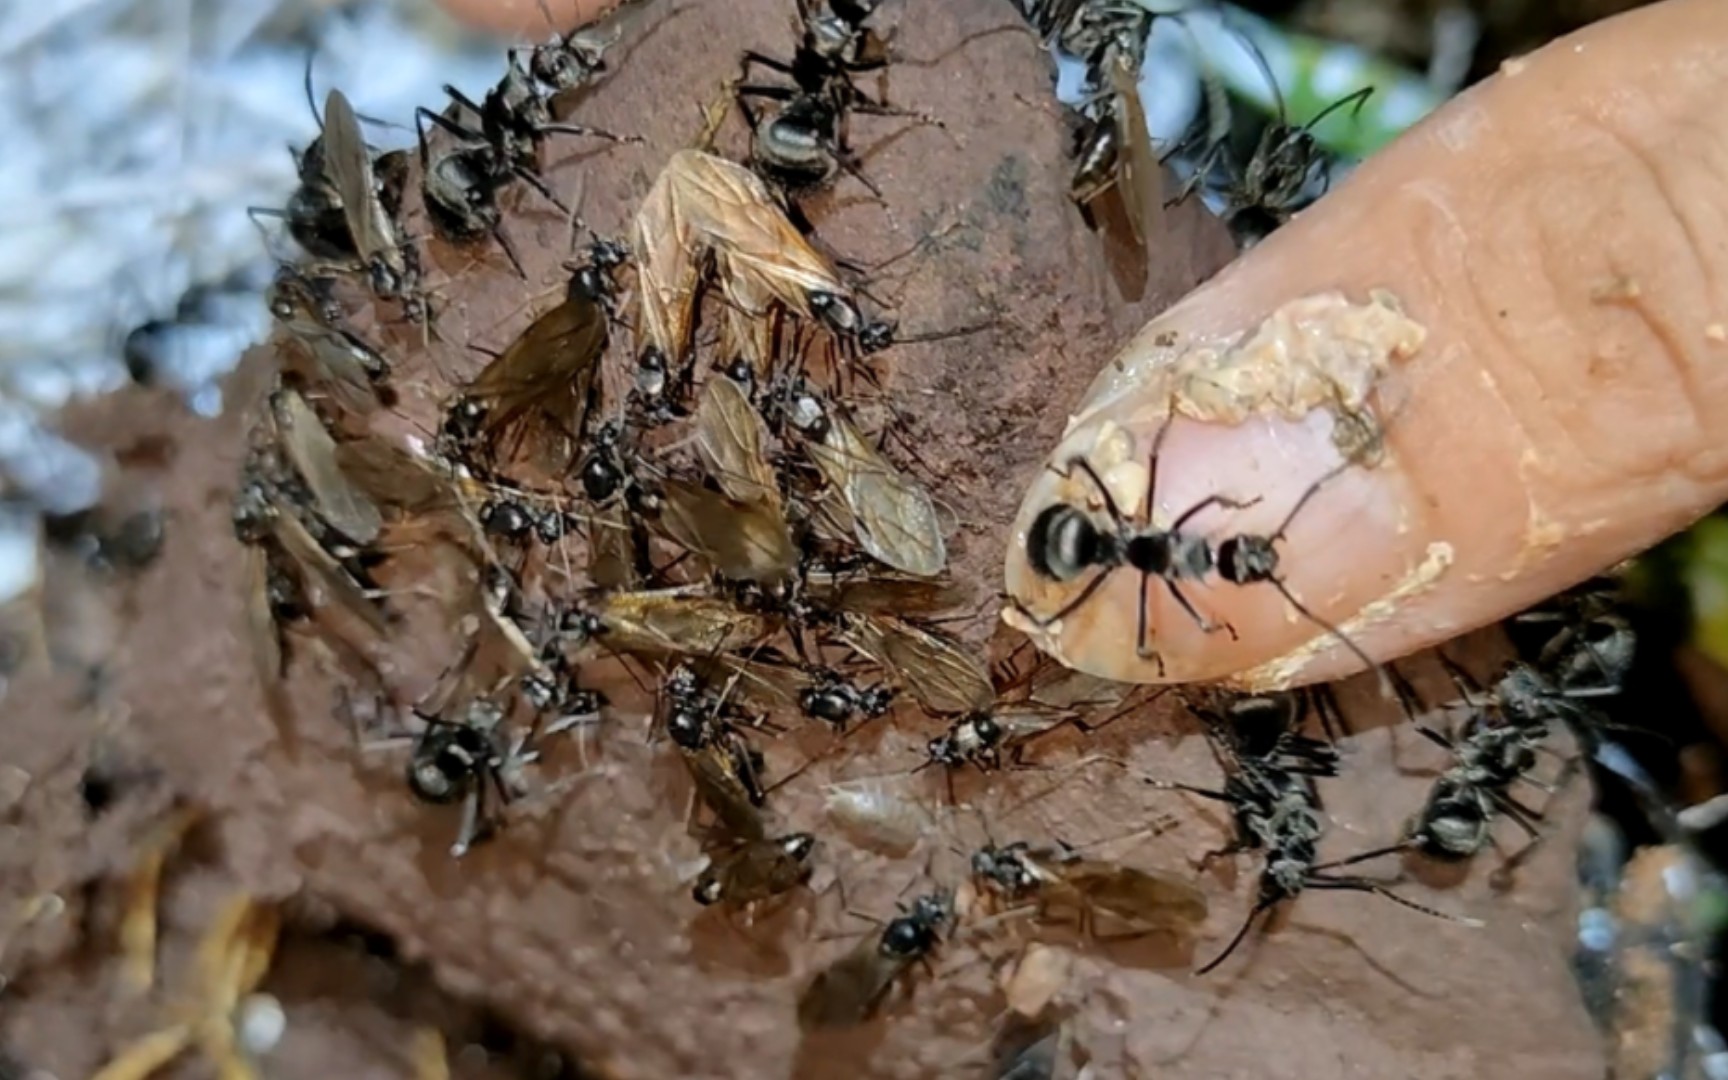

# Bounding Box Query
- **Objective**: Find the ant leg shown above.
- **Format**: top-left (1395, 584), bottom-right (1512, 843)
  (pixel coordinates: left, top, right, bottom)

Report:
top-left (1312, 841), bottom-right (1411, 872)
top-left (1170, 493), bottom-right (1262, 533)
top-left (736, 82), bottom-right (799, 104)
top-left (1195, 900), bottom-right (1272, 975)
top-left (537, 120), bottom-right (639, 144)
top-left (1267, 459), bottom-right (1353, 541)
top-left (740, 51), bottom-right (797, 80)
top-left (1309, 684), bottom-right (1351, 743)
top-left (490, 222), bottom-right (529, 281)
top-left (1061, 455), bottom-right (1128, 524)
top-left (1008, 567), bottom-right (1111, 630)
top-left (1268, 577), bottom-right (1393, 700)
top-left (508, 165), bottom-right (570, 215)
top-left (416, 105), bottom-right (483, 142)
top-left (1437, 651), bottom-right (1491, 707)
top-left (1197, 837), bottom-right (1250, 869)
top-left (1135, 571), bottom-right (1155, 659)
top-left (1165, 580), bottom-right (1236, 640)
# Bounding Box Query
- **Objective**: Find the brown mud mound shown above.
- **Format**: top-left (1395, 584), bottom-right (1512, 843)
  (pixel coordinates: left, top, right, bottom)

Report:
top-left (0, 1), bottom-right (1601, 1077)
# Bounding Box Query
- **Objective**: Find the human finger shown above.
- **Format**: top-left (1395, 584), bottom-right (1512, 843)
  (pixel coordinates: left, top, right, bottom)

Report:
top-left (1003, 0), bottom-right (1728, 689)
top-left (432, 0), bottom-right (613, 36)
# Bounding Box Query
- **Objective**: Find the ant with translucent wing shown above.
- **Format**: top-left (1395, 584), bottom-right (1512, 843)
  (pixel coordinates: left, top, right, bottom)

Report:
top-left (1016, 416), bottom-right (1381, 679)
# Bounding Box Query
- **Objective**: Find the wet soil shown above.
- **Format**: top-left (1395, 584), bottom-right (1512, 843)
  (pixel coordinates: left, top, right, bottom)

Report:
top-left (0, 1), bottom-right (1604, 1077)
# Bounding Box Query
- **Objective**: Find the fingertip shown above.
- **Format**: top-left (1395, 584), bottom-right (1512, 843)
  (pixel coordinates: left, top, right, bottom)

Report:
top-left (1006, 0), bottom-right (1728, 689)
top-left (434, 0), bottom-right (611, 37)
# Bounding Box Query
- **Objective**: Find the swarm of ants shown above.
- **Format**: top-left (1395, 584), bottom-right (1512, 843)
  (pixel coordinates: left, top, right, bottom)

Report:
top-left (226, 0), bottom-right (1634, 1071)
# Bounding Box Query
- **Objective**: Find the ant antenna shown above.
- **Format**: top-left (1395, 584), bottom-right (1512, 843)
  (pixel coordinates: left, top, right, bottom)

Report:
top-left (1307, 875), bottom-right (1483, 927)
top-left (1265, 577), bottom-right (1393, 699)
top-left (1196, 897), bottom-right (1271, 975)
top-left (302, 50), bottom-right (322, 132)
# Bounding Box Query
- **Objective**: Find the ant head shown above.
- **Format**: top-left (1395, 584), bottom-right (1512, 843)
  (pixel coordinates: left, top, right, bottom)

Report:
top-left (781, 833), bottom-right (818, 863)
top-left (534, 510), bottom-right (567, 545)
top-left (566, 688), bottom-right (607, 717)
top-left (480, 500), bottom-right (533, 540)
top-left (520, 674), bottom-right (558, 712)
top-left (407, 727), bottom-right (485, 804)
top-left (1216, 534), bottom-right (1279, 585)
top-left (969, 844), bottom-right (1003, 882)
top-left (445, 396), bottom-right (487, 435)
top-left (858, 320), bottom-right (896, 355)
top-left (558, 607), bottom-right (603, 642)
top-left (591, 237), bottom-right (631, 268)
top-left (1026, 504), bottom-right (1103, 582)
top-left (666, 664), bottom-right (701, 700)
top-left (970, 714), bottom-right (1003, 747)
top-left (692, 871), bottom-right (724, 906)
top-left (665, 706), bottom-right (707, 750)
top-left (925, 733), bottom-right (961, 768)
top-left (907, 891), bottom-right (953, 930)
top-left (722, 356), bottom-right (756, 390)
top-left (859, 686), bottom-right (895, 718)
top-left (626, 481), bottom-right (664, 517)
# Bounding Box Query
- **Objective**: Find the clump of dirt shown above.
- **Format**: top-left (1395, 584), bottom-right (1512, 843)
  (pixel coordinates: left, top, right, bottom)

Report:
top-left (0, 1), bottom-right (1604, 1077)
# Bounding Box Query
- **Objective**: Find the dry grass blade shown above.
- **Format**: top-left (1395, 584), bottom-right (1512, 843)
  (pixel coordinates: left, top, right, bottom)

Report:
top-left (411, 1027), bottom-right (451, 1080)
top-left (807, 411), bottom-right (946, 576)
top-left (92, 894), bottom-right (278, 1080)
top-left (273, 388), bottom-right (383, 544)
top-left (90, 1025), bottom-right (195, 1080)
top-left (839, 613), bottom-right (992, 715)
top-left (119, 808), bottom-right (199, 995)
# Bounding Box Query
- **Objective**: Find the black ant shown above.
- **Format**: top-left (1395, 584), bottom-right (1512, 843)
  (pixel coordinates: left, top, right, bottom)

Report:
top-left (1325, 662), bottom-right (1573, 885)
top-left (737, 0), bottom-right (928, 196)
top-left (1017, 420), bottom-right (1378, 678)
top-left (1142, 721), bottom-right (1477, 973)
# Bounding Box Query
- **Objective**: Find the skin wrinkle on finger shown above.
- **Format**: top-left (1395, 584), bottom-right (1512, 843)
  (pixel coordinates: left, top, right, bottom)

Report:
top-left (1004, 0), bottom-right (1728, 687)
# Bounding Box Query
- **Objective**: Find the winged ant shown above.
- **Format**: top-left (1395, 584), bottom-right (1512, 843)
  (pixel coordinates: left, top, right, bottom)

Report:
top-left (969, 837), bottom-right (1207, 944)
top-left (797, 889), bottom-right (954, 1029)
